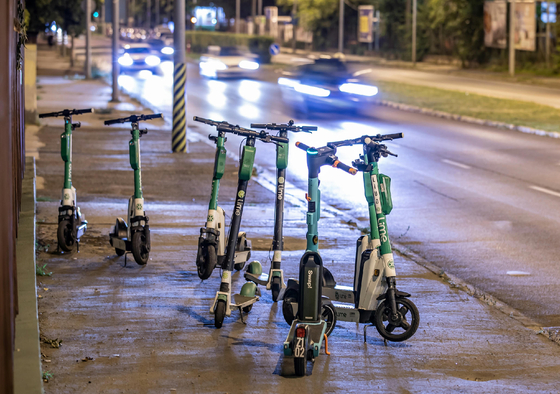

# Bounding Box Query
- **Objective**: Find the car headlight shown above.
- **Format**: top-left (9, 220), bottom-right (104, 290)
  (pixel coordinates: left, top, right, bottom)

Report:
top-left (200, 59), bottom-right (227, 71)
top-left (145, 55), bottom-right (161, 66)
top-left (339, 83), bottom-right (378, 97)
top-left (118, 54), bottom-right (133, 66)
top-left (239, 60), bottom-right (259, 70)
top-left (294, 83), bottom-right (331, 97)
top-left (161, 46), bottom-right (174, 55)
top-left (278, 77), bottom-right (300, 88)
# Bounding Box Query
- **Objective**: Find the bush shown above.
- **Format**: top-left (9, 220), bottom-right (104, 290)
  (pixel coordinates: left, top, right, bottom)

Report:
top-left (186, 31), bottom-right (275, 64)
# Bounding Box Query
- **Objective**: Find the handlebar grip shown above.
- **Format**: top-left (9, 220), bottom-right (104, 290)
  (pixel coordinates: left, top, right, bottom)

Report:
top-left (301, 126), bottom-right (318, 132)
top-left (250, 123), bottom-right (267, 128)
top-left (332, 160), bottom-right (357, 175)
top-left (382, 132), bottom-right (404, 140)
top-left (75, 108), bottom-right (94, 115)
top-left (104, 118), bottom-right (123, 125)
top-left (144, 113), bottom-right (162, 120)
top-left (295, 141), bottom-right (310, 151)
top-left (38, 111), bottom-right (59, 118)
top-left (271, 135), bottom-right (289, 143)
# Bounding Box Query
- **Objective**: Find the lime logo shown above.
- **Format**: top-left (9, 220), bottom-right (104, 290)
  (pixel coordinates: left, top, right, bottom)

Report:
top-left (387, 260), bottom-right (395, 269)
top-left (207, 214), bottom-right (214, 222)
top-left (238, 190), bottom-right (245, 198)
top-left (136, 203), bottom-right (143, 211)
top-left (278, 176), bottom-right (285, 184)
top-left (64, 193), bottom-right (69, 200)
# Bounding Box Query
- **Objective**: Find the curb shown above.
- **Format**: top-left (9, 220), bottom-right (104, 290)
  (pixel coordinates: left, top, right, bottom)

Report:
top-left (375, 99), bottom-right (560, 139)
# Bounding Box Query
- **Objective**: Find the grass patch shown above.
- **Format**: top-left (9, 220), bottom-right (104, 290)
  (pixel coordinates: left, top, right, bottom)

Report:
top-left (42, 371), bottom-right (54, 382)
top-left (377, 80), bottom-right (560, 134)
top-left (36, 262), bottom-right (52, 277)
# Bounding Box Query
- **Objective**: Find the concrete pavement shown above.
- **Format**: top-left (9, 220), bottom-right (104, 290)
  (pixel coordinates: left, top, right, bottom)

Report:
top-left (32, 64), bottom-right (560, 392)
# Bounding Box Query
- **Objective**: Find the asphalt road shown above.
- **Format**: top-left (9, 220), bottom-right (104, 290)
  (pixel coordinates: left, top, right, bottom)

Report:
top-left (119, 63), bottom-right (560, 330)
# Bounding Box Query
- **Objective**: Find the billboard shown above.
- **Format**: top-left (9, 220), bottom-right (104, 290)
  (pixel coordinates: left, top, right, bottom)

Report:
top-left (358, 5), bottom-right (374, 43)
top-left (484, 1), bottom-right (507, 48)
top-left (514, 2), bottom-right (536, 51)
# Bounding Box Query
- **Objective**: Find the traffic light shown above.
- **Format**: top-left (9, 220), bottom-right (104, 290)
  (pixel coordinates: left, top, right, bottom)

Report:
top-left (93, 11), bottom-right (99, 18)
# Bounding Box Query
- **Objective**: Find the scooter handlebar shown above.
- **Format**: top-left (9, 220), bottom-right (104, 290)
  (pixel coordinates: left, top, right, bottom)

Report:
top-left (39, 108), bottom-right (94, 118)
top-left (332, 160), bottom-right (357, 175)
top-left (295, 141), bottom-right (311, 151)
top-left (104, 113), bottom-right (163, 125)
top-left (250, 122), bottom-right (318, 133)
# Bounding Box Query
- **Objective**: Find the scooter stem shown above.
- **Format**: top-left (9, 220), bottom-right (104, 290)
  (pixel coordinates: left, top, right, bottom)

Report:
top-left (130, 126), bottom-right (143, 199)
top-left (62, 117), bottom-right (73, 190)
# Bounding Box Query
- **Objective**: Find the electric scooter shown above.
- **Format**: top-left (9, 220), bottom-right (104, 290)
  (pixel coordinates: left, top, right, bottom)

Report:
top-left (195, 118), bottom-right (288, 328)
top-left (193, 116), bottom-right (253, 280)
top-left (39, 108), bottom-right (93, 252)
top-left (283, 140), bottom-right (356, 376)
top-left (104, 113), bottom-right (163, 265)
top-left (244, 120), bottom-right (317, 302)
top-left (285, 134), bottom-right (420, 343)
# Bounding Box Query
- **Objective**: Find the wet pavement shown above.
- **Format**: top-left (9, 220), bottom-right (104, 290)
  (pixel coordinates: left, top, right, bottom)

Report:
top-left (32, 65), bottom-right (560, 392)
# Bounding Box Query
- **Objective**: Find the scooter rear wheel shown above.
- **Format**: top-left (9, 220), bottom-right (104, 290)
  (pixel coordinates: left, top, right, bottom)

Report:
top-left (282, 289), bottom-right (298, 325)
top-left (374, 297), bottom-right (420, 342)
top-left (131, 231), bottom-right (149, 265)
top-left (57, 220), bottom-right (73, 252)
top-left (215, 299), bottom-right (226, 328)
top-left (294, 352), bottom-right (307, 376)
top-left (197, 244), bottom-right (217, 280)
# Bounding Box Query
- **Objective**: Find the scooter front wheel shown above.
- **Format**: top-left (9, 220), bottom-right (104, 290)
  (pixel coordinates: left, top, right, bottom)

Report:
top-left (197, 244), bottom-right (217, 280)
top-left (131, 231), bottom-right (149, 265)
top-left (374, 297), bottom-right (420, 342)
top-left (215, 299), bottom-right (226, 328)
top-left (271, 276), bottom-right (282, 302)
top-left (321, 302), bottom-right (337, 337)
top-left (57, 219), bottom-right (74, 252)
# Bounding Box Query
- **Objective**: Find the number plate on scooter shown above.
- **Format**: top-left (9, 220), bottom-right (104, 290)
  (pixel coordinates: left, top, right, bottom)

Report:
top-left (294, 337), bottom-right (305, 358)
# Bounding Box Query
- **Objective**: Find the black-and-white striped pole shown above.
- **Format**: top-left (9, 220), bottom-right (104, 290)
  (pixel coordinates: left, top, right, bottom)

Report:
top-left (172, 0), bottom-right (187, 153)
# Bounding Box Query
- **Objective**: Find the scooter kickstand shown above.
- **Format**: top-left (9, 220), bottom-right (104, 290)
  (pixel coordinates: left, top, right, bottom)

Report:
top-left (364, 324), bottom-right (374, 343)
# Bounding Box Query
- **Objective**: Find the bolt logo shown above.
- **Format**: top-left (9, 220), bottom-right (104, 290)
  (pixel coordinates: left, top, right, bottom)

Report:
top-left (307, 270), bottom-right (313, 289)
top-left (277, 177), bottom-right (285, 200)
top-left (238, 190), bottom-right (245, 198)
top-left (378, 218), bottom-right (388, 243)
top-left (136, 203), bottom-right (142, 211)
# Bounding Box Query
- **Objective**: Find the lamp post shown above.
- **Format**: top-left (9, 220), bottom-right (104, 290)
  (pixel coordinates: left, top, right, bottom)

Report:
top-left (172, 0), bottom-right (187, 152)
top-left (338, 0), bottom-right (344, 53)
top-left (111, 0), bottom-right (119, 102)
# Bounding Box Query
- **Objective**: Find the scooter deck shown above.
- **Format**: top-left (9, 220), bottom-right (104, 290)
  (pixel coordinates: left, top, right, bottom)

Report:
top-left (110, 235), bottom-right (131, 252)
top-left (244, 271), bottom-right (269, 286)
top-left (232, 294), bottom-right (259, 309)
top-left (77, 221), bottom-right (88, 239)
top-left (234, 250), bottom-right (251, 265)
top-left (323, 285), bottom-right (355, 304)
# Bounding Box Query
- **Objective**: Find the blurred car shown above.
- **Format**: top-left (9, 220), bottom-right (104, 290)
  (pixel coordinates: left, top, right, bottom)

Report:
top-left (147, 36), bottom-right (174, 61)
top-left (199, 46), bottom-right (260, 79)
top-left (118, 43), bottom-right (162, 73)
top-left (278, 57), bottom-right (379, 116)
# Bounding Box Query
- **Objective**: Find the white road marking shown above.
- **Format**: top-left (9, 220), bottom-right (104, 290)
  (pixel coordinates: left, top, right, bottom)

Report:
top-left (442, 159), bottom-right (471, 169)
top-left (529, 185), bottom-right (560, 198)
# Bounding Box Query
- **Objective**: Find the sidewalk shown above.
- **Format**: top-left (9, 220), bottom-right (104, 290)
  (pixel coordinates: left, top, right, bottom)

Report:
top-left (30, 53), bottom-right (560, 392)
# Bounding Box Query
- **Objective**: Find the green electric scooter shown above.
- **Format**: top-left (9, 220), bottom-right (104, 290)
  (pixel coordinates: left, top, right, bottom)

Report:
top-left (104, 113), bottom-right (163, 265)
top-left (39, 108), bottom-right (93, 252)
top-left (196, 118), bottom-right (288, 328)
top-left (193, 116), bottom-right (253, 280)
top-left (244, 120), bottom-right (317, 302)
top-left (282, 140), bottom-right (356, 376)
top-left (284, 134), bottom-right (420, 343)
